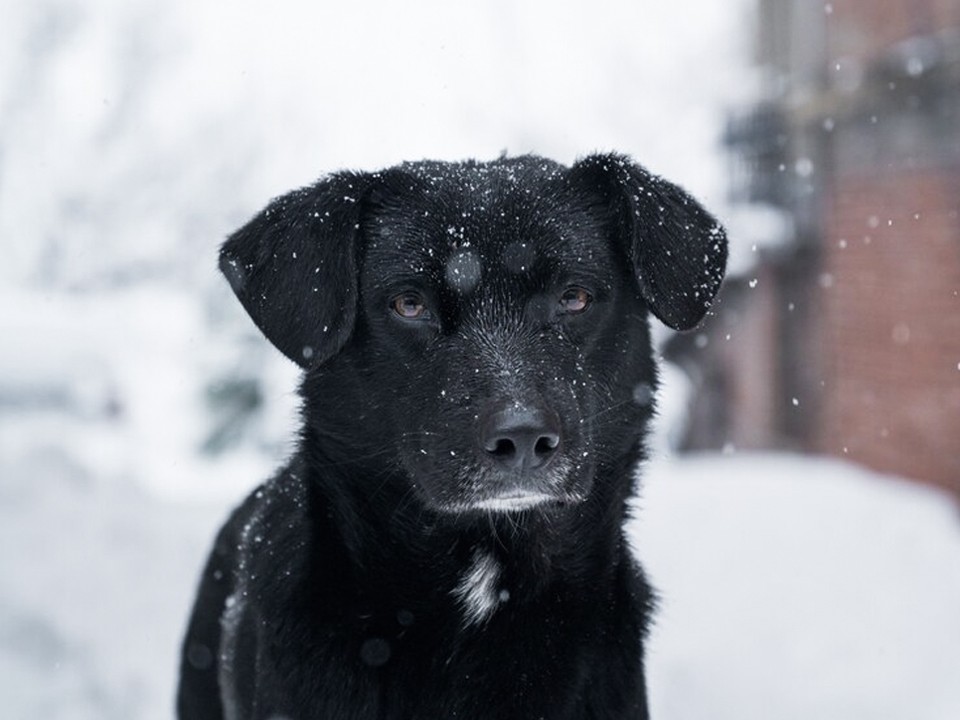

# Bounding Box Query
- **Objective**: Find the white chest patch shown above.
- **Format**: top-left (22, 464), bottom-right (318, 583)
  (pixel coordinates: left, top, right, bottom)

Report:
top-left (452, 551), bottom-right (505, 627)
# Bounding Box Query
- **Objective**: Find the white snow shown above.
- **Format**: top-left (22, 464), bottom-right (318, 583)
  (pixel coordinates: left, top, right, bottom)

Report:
top-left (723, 203), bottom-right (796, 277)
top-left (631, 454), bottom-right (960, 720)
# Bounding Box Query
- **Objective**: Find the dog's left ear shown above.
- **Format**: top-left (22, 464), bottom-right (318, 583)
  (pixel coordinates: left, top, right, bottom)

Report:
top-left (569, 153), bottom-right (728, 330)
top-left (219, 171), bottom-right (372, 368)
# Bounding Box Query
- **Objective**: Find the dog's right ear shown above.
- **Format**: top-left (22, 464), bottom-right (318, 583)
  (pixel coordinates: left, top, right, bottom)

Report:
top-left (219, 172), bottom-right (372, 368)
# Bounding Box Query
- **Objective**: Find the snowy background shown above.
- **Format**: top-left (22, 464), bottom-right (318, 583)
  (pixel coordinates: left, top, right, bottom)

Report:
top-left (2, 1), bottom-right (959, 718)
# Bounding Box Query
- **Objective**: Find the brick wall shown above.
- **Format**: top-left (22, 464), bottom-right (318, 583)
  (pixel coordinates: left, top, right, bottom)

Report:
top-left (829, 0), bottom-right (960, 64)
top-left (712, 0), bottom-right (960, 495)
top-left (819, 168), bottom-right (960, 493)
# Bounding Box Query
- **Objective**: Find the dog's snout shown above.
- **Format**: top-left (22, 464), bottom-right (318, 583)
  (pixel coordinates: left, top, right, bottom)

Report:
top-left (480, 405), bottom-right (562, 471)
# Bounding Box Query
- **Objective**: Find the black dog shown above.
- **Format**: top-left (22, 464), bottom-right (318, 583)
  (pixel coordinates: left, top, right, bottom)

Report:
top-left (177, 154), bottom-right (726, 719)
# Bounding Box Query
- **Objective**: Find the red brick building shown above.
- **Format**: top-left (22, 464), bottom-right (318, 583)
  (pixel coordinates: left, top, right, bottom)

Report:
top-left (677, 0), bottom-right (960, 497)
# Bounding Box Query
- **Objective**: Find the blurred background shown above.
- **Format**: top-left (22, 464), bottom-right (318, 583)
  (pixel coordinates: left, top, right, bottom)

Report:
top-left (1, 1), bottom-right (958, 719)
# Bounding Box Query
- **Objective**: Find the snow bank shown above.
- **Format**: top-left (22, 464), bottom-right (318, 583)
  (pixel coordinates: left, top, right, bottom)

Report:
top-left (632, 454), bottom-right (960, 720)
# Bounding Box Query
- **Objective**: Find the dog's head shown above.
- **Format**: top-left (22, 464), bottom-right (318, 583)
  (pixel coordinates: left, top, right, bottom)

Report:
top-left (220, 154), bottom-right (726, 516)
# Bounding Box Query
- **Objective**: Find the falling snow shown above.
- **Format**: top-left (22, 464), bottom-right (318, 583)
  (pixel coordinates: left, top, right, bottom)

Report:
top-left (3, 1), bottom-right (958, 719)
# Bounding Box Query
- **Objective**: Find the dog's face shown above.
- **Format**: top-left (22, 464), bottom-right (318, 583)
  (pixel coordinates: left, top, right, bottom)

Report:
top-left (220, 155), bottom-right (726, 516)
top-left (357, 161), bottom-right (641, 512)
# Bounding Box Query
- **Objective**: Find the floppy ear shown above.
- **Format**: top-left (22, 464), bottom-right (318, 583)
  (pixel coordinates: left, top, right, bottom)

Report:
top-left (569, 153), bottom-right (727, 330)
top-left (219, 171), bottom-right (371, 368)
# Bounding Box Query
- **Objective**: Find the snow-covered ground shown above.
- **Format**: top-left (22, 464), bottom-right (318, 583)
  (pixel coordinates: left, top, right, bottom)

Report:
top-left (3, 436), bottom-right (959, 719)
top-left (633, 455), bottom-right (960, 720)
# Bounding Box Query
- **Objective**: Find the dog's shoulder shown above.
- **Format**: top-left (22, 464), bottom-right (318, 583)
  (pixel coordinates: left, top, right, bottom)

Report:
top-left (223, 463), bottom-right (316, 604)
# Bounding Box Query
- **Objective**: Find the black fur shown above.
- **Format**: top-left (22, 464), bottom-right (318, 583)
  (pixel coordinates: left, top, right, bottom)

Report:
top-left (178, 153), bottom-right (727, 720)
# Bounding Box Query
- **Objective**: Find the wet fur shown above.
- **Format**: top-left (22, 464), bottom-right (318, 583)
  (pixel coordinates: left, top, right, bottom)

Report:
top-left (177, 154), bottom-right (726, 719)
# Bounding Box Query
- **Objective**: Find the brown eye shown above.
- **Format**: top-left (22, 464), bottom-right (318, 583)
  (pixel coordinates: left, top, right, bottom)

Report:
top-left (392, 292), bottom-right (428, 320)
top-left (559, 287), bottom-right (592, 315)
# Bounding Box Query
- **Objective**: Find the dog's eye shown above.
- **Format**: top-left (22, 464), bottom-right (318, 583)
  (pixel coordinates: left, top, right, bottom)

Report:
top-left (391, 292), bottom-right (429, 320)
top-left (559, 287), bottom-right (592, 315)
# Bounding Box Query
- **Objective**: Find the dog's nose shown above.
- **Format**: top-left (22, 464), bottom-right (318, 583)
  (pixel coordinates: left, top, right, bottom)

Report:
top-left (480, 405), bottom-right (562, 471)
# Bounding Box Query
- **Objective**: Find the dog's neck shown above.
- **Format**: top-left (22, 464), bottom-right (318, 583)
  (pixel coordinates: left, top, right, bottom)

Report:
top-left (299, 446), bottom-right (638, 624)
